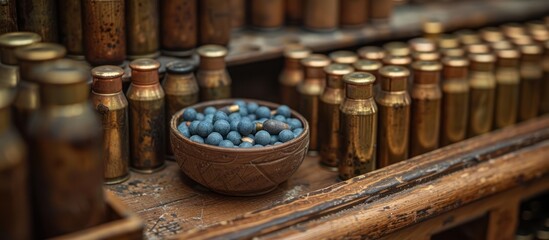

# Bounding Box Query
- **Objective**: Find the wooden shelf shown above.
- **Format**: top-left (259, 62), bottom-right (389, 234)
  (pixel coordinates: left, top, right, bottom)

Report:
top-left (224, 0), bottom-right (549, 66)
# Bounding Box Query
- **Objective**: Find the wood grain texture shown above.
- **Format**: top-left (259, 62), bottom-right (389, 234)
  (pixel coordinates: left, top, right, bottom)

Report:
top-left (106, 159), bottom-right (338, 239)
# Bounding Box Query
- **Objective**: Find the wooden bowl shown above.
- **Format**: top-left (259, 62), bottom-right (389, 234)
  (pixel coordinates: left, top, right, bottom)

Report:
top-left (169, 99), bottom-right (310, 196)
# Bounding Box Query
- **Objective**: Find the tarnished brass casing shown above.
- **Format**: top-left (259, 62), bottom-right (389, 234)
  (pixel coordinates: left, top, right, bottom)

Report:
top-left (501, 23), bottom-right (526, 39)
top-left (518, 44), bottom-right (543, 121)
top-left (467, 53), bottom-right (496, 137)
top-left (369, 0), bottom-right (393, 22)
top-left (455, 29), bottom-right (481, 46)
top-left (279, 46), bottom-right (311, 110)
top-left (490, 40), bottom-right (514, 52)
top-left (465, 43), bottom-right (491, 55)
top-left (13, 43), bottom-right (65, 134)
top-left (409, 38), bottom-right (437, 53)
top-left (357, 46), bottom-right (386, 61)
top-left (285, 0), bottom-right (303, 25)
top-left (438, 34), bottom-right (460, 50)
top-left (329, 50), bottom-right (358, 65)
top-left (0, 0), bottom-right (17, 34)
top-left (338, 72), bottom-right (377, 180)
top-left (423, 20), bottom-right (443, 42)
top-left (303, 0), bottom-right (339, 32)
top-left (412, 51), bottom-right (441, 62)
top-left (319, 64), bottom-right (354, 170)
top-left (541, 41), bottom-right (549, 114)
top-left (250, 0), bottom-right (284, 30)
top-left (441, 48), bottom-right (465, 58)
top-left (375, 66), bottom-right (410, 167)
top-left (480, 27), bottom-right (505, 43)
top-left (0, 32), bottom-right (41, 89)
top-left (494, 49), bottom-right (520, 128)
top-left (0, 88), bottom-right (30, 240)
top-left (90, 65), bottom-right (130, 184)
top-left (126, 0), bottom-right (160, 59)
top-left (353, 59), bottom-right (382, 88)
top-left (82, 0), bottom-right (126, 66)
top-left (127, 59), bottom-right (166, 173)
top-left (58, 0), bottom-right (83, 58)
top-left (16, 0), bottom-right (58, 42)
top-left (230, 0), bottom-right (246, 29)
top-left (27, 60), bottom-right (105, 238)
top-left (382, 55), bottom-right (412, 67)
top-left (298, 54), bottom-right (331, 154)
top-left (440, 56), bottom-right (469, 146)
top-left (383, 41), bottom-right (410, 57)
top-left (162, 62), bottom-right (199, 156)
top-left (199, 0), bottom-right (231, 45)
top-left (160, 0), bottom-right (196, 57)
top-left (197, 45), bottom-right (231, 101)
top-left (410, 61), bottom-right (442, 157)
top-left (339, 0), bottom-right (368, 28)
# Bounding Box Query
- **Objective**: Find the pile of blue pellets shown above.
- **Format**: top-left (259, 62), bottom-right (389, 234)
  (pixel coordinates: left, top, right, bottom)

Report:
top-left (177, 100), bottom-right (304, 148)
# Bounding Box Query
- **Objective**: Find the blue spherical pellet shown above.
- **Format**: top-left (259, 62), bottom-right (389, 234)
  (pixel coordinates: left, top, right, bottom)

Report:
top-left (178, 123), bottom-right (190, 138)
top-left (247, 102), bottom-right (259, 114)
top-left (213, 111), bottom-right (229, 122)
top-left (248, 114), bottom-right (257, 121)
top-left (204, 106), bottom-right (216, 115)
top-left (239, 142), bottom-right (253, 148)
top-left (255, 130), bottom-right (271, 146)
top-left (258, 118), bottom-right (269, 123)
top-left (237, 119), bottom-right (254, 136)
top-left (239, 107), bottom-right (248, 116)
top-left (197, 121), bottom-right (213, 138)
top-left (234, 100), bottom-right (247, 108)
top-left (204, 114), bottom-right (214, 123)
top-left (213, 120), bottom-right (231, 136)
top-left (190, 135), bottom-right (204, 143)
top-left (196, 113), bottom-right (205, 121)
top-left (219, 140), bottom-right (235, 148)
top-left (276, 105), bottom-right (292, 118)
top-left (229, 112), bottom-right (241, 121)
top-left (273, 115), bottom-right (286, 122)
top-left (230, 120), bottom-right (239, 131)
top-left (270, 135), bottom-right (278, 145)
top-left (205, 132), bottom-right (223, 146)
top-left (287, 118), bottom-right (303, 130)
top-left (253, 144), bottom-right (263, 148)
top-left (226, 131), bottom-right (242, 145)
top-left (182, 108), bottom-right (197, 121)
top-left (189, 120), bottom-right (200, 135)
top-left (247, 134), bottom-right (255, 139)
top-left (274, 142), bottom-right (282, 145)
top-left (256, 106), bottom-right (271, 119)
top-left (293, 128), bottom-right (304, 137)
top-left (278, 129), bottom-right (295, 142)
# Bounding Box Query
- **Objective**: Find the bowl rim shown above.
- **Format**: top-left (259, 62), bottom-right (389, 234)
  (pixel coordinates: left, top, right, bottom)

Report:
top-left (170, 98), bottom-right (310, 154)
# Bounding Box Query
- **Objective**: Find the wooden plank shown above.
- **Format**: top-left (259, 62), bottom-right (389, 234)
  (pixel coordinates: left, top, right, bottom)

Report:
top-left (179, 116), bottom-right (549, 239)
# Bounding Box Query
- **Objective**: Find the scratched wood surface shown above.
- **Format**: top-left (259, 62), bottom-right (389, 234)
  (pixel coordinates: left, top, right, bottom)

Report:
top-left (105, 157), bottom-right (338, 239)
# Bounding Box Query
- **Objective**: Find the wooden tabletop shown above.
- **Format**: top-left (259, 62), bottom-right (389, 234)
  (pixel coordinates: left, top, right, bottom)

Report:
top-left (106, 156), bottom-right (338, 239)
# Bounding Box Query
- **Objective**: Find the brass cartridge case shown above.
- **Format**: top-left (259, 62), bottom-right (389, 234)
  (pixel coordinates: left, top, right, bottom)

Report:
top-left (382, 55), bottom-right (412, 67)
top-left (480, 27), bottom-right (505, 44)
top-left (455, 29), bottom-right (481, 46)
top-left (409, 38), bottom-right (437, 53)
top-left (279, 46), bottom-right (311, 110)
top-left (82, 0), bottom-right (126, 66)
top-left (339, 0), bottom-right (368, 28)
top-left (438, 34), bottom-right (460, 50)
top-left (162, 62), bottom-right (198, 156)
top-left (369, 0), bottom-right (393, 22)
top-left (199, 0), bottom-right (231, 45)
top-left (126, 0), bottom-right (160, 59)
top-left (197, 45), bottom-right (231, 101)
top-left (319, 64), bottom-right (354, 170)
top-left (303, 0), bottom-right (339, 32)
top-left (423, 20), bottom-right (443, 42)
top-left (250, 0), bottom-right (284, 30)
top-left (467, 53), bottom-right (496, 137)
top-left (230, 0), bottom-right (246, 29)
top-left (0, 0), bottom-right (17, 34)
top-left (298, 54), bottom-right (331, 154)
top-left (338, 72), bottom-right (377, 180)
top-left (0, 88), bottom-right (30, 240)
top-left (465, 43), bottom-right (491, 55)
top-left (491, 40), bottom-right (514, 52)
top-left (412, 51), bottom-right (441, 62)
top-left (27, 59), bottom-right (105, 238)
top-left (13, 43), bottom-right (65, 134)
top-left (353, 59), bottom-right (382, 86)
top-left (511, 35), bottom-right (534, 47)
top-left (127, 58), bottom-right (166, 173)
top-left (329, 50), bottom-right (359, 65)
top-left (501, 23), bottom-right (526, 39)
top-left (494, 49), bottom-right (520, 128)
top-left (357, 46), bottom-right (386, 61)
top-left (441, 48), bottom-right (466, 58)
top-left (58, 0), bottom-right (84, 58)
top-left (375, 66), bottom-right (410, 167)
top-left (285, 0), bottom-right (303, 25)
top-left (0, 32), bottom-right (41, 89)
top-left (16, 0), bottom-right (58, 42)
top-left (440, 56), bottom-right (469, 146)
top-left (383, 41), bottom-right (410, 57)
top-left (160, 0), bottom-right (197, 57)
top-left (542, 41), bottom-right (549, 114)
top-left (410, 61), bottom-right (442, 157)
top-left (518, 44), bottom-right (543, 121)
top-left (90, 65), bottom-right (130, 184)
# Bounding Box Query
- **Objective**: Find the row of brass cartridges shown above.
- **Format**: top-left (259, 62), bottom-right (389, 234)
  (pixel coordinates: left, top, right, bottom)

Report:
top-left (0, 0), bottom-right (232, 66)
top-left (0, 31), bottom-right (232, 182)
